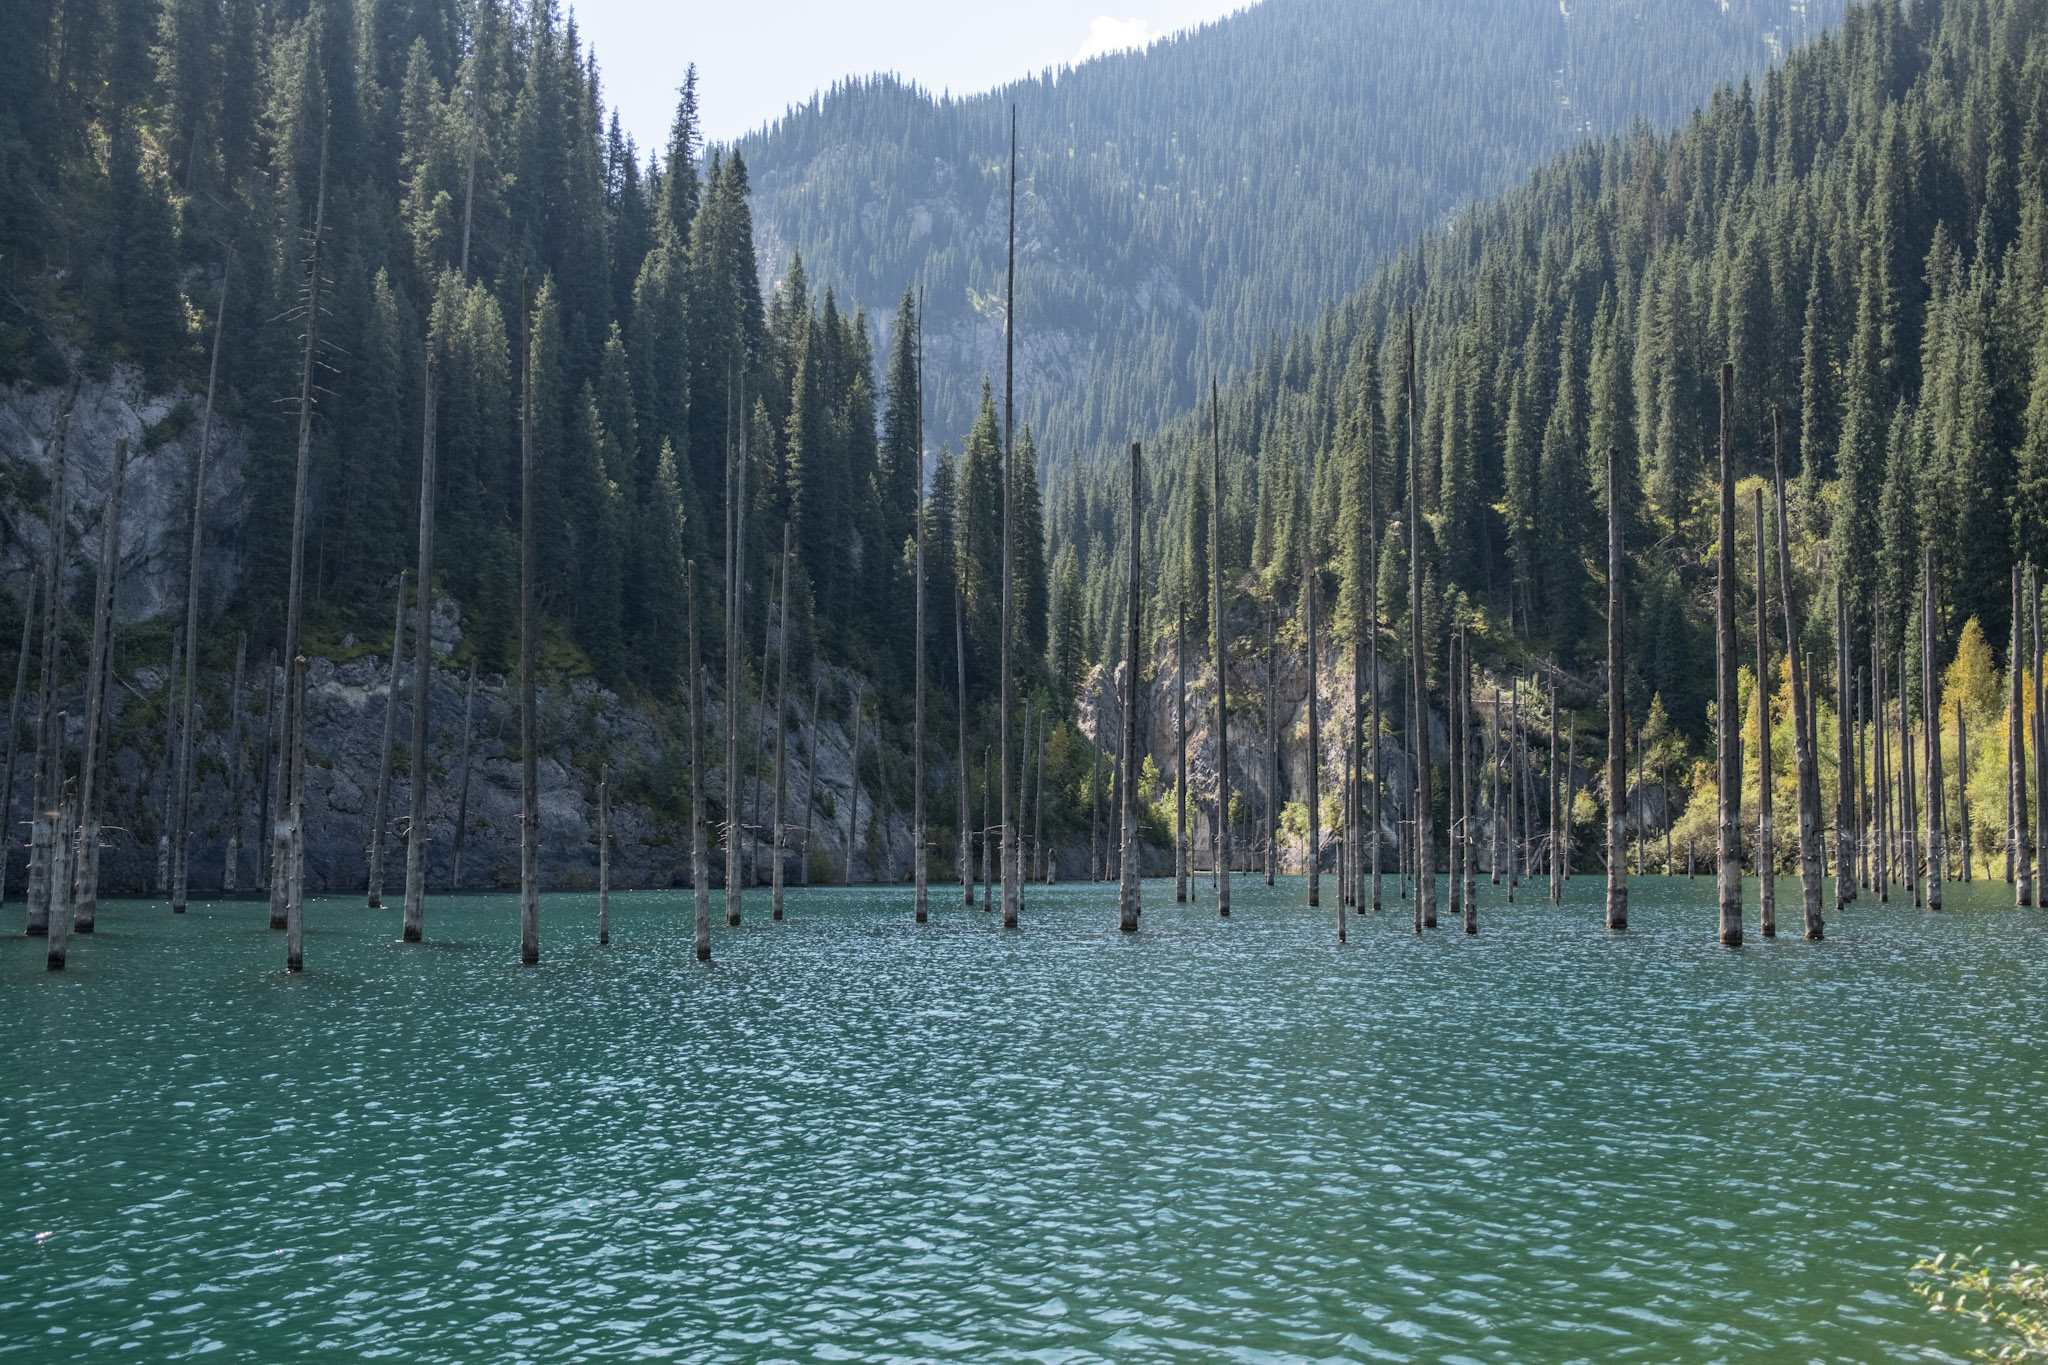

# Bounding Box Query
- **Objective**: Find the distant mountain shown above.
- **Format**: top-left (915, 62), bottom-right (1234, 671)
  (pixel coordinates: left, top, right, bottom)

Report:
top-left (735, 0), bottom-right (1843, 462)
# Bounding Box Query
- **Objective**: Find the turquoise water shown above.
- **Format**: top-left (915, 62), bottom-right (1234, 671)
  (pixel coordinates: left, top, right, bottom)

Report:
top-left (4, 875), bottom-right (2044, 1363)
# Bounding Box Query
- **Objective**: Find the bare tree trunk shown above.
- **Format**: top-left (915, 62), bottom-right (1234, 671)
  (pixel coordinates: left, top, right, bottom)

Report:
top-left (1, 569), bottom-right (38, 911)
top-left (1090, 738), bottom-right (1101, 883)
top-left (1304, 518), bottom-right (1320, 909)
top-left (76, 434), bottom-right (127, 931)
top-left (222, 632), bottom-right (245, 892)
top-left (1755, 487), bottom-right (1775, 938)
top-left (1564, 712), bottom-right (1576, 882)
top-left (171, 256), bottom-right (230, 916)
top-left (2030, 566), bottom-right (2045, 901)
top-left (285, 654), bottom-right (306, 970)
top-left (1175, 602), bottom-right (1187, 902)
top-left (276, 133), bottom-right (327, 958)
top-left (775, 525), bottom-right (792, 921)
top-left (2013, 566), bottom-right (2031, 905)
top-left (1461, 632), bottom-right (1476, 929)
top-left (913, 295), bottom-right (928, 919)
top-left (402, 350), bottom-right (439, 942)
top-left (1769, 431), bottom-right (1823, 937)
top-left (981, 746), bottom-right (992, 911)
top-left (845, 691), bottom-right (863, 885)
top-left (159, 636), bottom-right (177, 899)
top-left (1491, 691), bottom-right (1504, 888)
top-left (999, 107), bottom-right (1020, 932)
top-left (1922, 549), bottom-right (1944, 909)
top-left (597, 764), bottom-right (609, 945)
top-left (1902, 643), bottom-right (1920, 907)
top-left (804, 669), bottom-right (821, 887)
top-left (519, 275), bottom-right (540, 966)
top-left (28, 388), bottom-right (77, 936)
top-left (257, 655), bottom-right (276, 893)
top-left (726, 375), bottom-right (746, 926)
top-left (1406, 316), bottom-right (1434, 930)
top-left (1447, 630), bottom-right (1462, 923)
top-left (367, 571), bottom-right (407, 908)
top-left (1508, 683), bottom-right (1520, 902)
top-left (47, 773), bottom-right (72, 969)
top-left (1957, 696), bottom-right (1971, 882)
top-left (1266, 608), bottom-right (1277, 886)
top-left (1018, 700), bottom-right (1032, 910)
top-left (1034, 716), bottom-right (1046, 884)
top-left (449, 659), bottom-right (476, 889)
top-left (1715, 362), bottom-right (1743, 946)
top-left (1836, 578), bottom-right (1856, 909)
top-left (1874, 623), bottom-right (1890, 901)
top-left (1548, 682), bottom-right (1561, 907)
top-left (1351, 634), bottom-right (1364, 910)
top-left (955, 588), bottom-right (970, 903)
top-left (1212, 379), bottom-right (1232, 917)
top-left (1606, 444), bottom-right (1626, 929)
top-left (690, 562), bottom-right (710, 961)
top-left (1119, 441), bottom-right (1144, 932)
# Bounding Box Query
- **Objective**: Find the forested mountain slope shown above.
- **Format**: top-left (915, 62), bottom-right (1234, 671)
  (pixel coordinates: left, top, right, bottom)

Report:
top-left (737, 0), bottom-right (1842, 462)
top-left (1044, 0), bottom-right (2047, 771)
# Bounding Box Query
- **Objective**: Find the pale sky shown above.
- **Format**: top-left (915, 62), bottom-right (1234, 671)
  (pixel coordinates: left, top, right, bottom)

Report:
top-left (569, 1), bottom-right (1251, 152)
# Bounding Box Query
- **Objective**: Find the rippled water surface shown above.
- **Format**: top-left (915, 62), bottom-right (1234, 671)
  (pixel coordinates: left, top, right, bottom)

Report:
top-left (5, 875), bottom-right (2046, 1362)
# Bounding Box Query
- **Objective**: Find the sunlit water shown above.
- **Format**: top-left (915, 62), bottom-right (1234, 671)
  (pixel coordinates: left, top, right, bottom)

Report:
top-left (4, 872), bottom-right (2044, 1363)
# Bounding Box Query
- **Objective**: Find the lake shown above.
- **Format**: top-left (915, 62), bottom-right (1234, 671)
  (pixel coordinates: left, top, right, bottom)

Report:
top-left (4, 873), bottom-right (2043, 1362)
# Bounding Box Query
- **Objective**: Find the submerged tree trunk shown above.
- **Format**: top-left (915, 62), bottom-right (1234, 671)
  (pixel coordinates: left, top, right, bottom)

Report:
top-left (2012, 566), bottom-right (2031, 906)
top-left (1921, 548), bottom-right (1944, 910)
top-left (1461, 632), bottom-right (1476, 932)
top-left (1212, 379), bottom-right (1232, 917)
top-left (999, 107), bottom-right (1020, 932)
top-left (1755, 487), bottom-right (1775, 938)
top-left (160, 637), bottom-right (177, 899)
top-left (1176, 602), bottom-right (1187, 903)
top-left (1606, 444), bottom-right (1627, 929)
top-left (1714, 362), bottom-right (1743, 946)
top-left (1367, 429), bottom-right (1382, 912)
top-left (1769, 430), bottom-right (1823, 938)
top-left (981, 746), bottom-right (992, 912)
top-left (47, 773), bottom-right (73, 970)
top-left (846, 691), bottom-right (863, 885)
top-left (402, 352), bottom-right (439, 942)
top-left (76, 435), bottom-right (128, 932)
top-left (2030, 568), bottom-right (2045, 902)
top-left (1120, 441), bottom-right (1143, 932)
top-left (222, 633), bottom-right (246, 893)
top-left (913, 297), bottom-right (928, 919)
top-left (1548, 682), bottom-right (1561, 907)
top-left (1406, 316), bottom-right (1434, 930)
top-left (1304, 519), bottom-right (1320, 909)
top-left (366, 572), bottom-right (407, 908)
top-left (956, 586), bottom-right (971, 904)
top-left (775, 525), bottom-right (792, 921)
top-left (1448, 631), bottom-right (1463, 923)
top-left (1, 569), bottom-right (38, 911)
top-left (285, 655), bottom-right (307, 970)
top-left (597, 764), bottom-right (610, 945)
top-left (519, 276), bottom-right (540, 966)
top-left (725, 376), bottom-right (746, 927)
top-left (1835, 578), bottom-right (1856, 909)
top-left (690, 562), bottom-right (710, 961)
top-left (1266, 610), bottom-right (1277, 887)
top-left (1957, 696), bottom-right (1971, 883)
top-left (28, 387), bottom-right (77, 936)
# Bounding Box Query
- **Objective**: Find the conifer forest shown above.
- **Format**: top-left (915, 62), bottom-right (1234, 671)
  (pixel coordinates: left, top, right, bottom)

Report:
top-left (10, 0), bottom-right (2048, 1358)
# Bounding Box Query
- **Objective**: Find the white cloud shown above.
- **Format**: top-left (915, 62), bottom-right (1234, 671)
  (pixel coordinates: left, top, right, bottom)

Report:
top-left (1076, 15), bottom-right (1159, 62)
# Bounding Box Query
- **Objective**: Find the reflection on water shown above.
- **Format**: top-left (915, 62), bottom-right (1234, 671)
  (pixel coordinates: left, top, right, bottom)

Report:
top-left (3, 875), bottom-right (2041, 1362)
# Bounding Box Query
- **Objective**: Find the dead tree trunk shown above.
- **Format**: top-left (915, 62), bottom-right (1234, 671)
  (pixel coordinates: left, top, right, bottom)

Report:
top-left (597, 764), bottom-right (610, 945)
top-left (1212, 379), bottom-right (1232, 917)
top-left (2030, 566), bottom-right (2045, 900)
top-left (159, 637), bottom-right (177, 899)
top-left (1304, 519), bottom-right (1320, 909)
top-left (1034, 717), bottom-right (1047, 884)
top-left (1448, 631), bottom-right (1463, 923)
top-left (845, 691), bottom-right (863, 885)
top-left (1606, 444), bottom-right (1627, 929)
top-left (1548, 682), bottom-right (1561, 906)
top-left (2013, 566), bottom-right (2031, 905)
top-left (1715, 361), bottom-right (1743, 946)
top-left (1462, 632), bottom-right (1476, 928)
top-left (1368, 429), bottom-right (1383, 911)
top-left (366, 571), bottom-right (406, 908)
top-left (1090, 738), bottom-right (1101, 882)
top-left (1175, 601), bottom-right (1187, 902)
top-left (402, 351), bottom-right (439, 940)
top-left (1120, 441), bottom-right (1143, 932)
top-left (725, 375), bottom-right (746, 926)
top-left (1957, 696), bottom-right (1971, 882)
top-left (1921, 547), bottom-right (1945, 909)
top-left (803, 669), bottom-right (821, 886)
top-left (170, 255), bottom-right (230, 916)
top-left (1, 569), bottom-right (38, 911)
top-left (1352, 634), bottom-right (1364, 910)
top-left (690, 561), bottom-right (710, 961)
top-left (1874, 622), bottom-right (1890, 901)
top-left (1017, 700), bottom-right (1032, 911)
top-left (912, 295), bottom-right (928, 919)
top-left (449, 659), bottom-right (476, 889)
top-left (1835, 577), bottom-right (1856, 909)
top-left (1770, 431), bottom-right (1823, 937)
top-left (276, 132), bottom-right (327, 955)
top-left (981, 746), bottom-right (993, 911)
top-left (47, 771), bottom-right (72, 969)
top-left (1563, 711), bottom-right (1576, 882)
top-left (285, 654), bottom-right (307, 970)
top-left (1902, 642), bottom-right (1920, 907)
top-left (775, 524), bottom-right (792, 921)
top-left (76, 436), bottom-right (128, 931)
top-left (28, 388), bottom-right (77, 936)
top-left (999, 107), bottom-right (1020, 932)
top-left (519, 275), bottom-right (540, 966)
top-left (1755, 487), bottom-right (1775, 938)
top-left (222, 632), bottom-right (246, 892)
top-left (1406, 315), bottom-right (1434, 930)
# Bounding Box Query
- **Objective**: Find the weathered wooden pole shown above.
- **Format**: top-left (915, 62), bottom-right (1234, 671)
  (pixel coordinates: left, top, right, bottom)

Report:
top-left (518, 273), bottom-right (540, 966)
top-left (597, 763), bottom-right (610, 944)
top-left (912, 293), bottom-right (928, 919)
top-left (1212, 379), bottom-right (1232, 917)
top-left (956, 584), bottom-right (971, 904)
top-left (366, 571), bottom-right (407, 908)
top-left (47, 772), bottom-right (72, 969)
top-left (274, 132), bottom-right (327, 946)
top-left (1715, 361), bottom-right (1743, 946)
top-left (1120, 440), bottom-right (1143, 932)
top-left (28, 389), bottom-right (77, 936)
top-left (1605, 444), bottom-right (1626, 929)
top-left (690, 561), bottom-right (710, 961)
top-left (1175, 601), bottom-right (1187, 902)
top-left (998, 106), bottom-right (1020, 931)
top-left (845, 690), bottom-right (864, 885)
top-left (1922, 547), bottom-right (1944, 909)
top-left (75, 434), bottom-right (127, 931)
top-left (1755, 486), bottom-right (1775, 938)
top-left (2011, 566), bottom-right (2031, 904)
top-left (1405, 315), bottom-right (1434, 929)
top-left (448, 659), bottom-right (476, 889)
top-left (1835, 577), bottom-right (1856, 909)
top-left (169, 253), bottom-right (231, 916)
top-left (0, 569), bottom-right (38, 910)
top-left (1304, 518), bottom-right (1320, 908)
top-left (774, 524), bottom-right (792, 921)
top-left (401, 354), bottom-right (440, 939)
